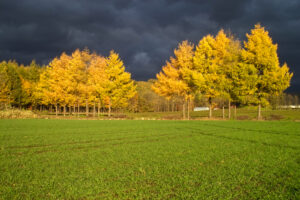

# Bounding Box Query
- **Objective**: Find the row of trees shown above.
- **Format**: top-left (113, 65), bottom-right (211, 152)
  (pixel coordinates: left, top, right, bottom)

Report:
top-left (38, 49), bottom-right (136, 117)
top-left (0, 58), bottom-right (182, 115)
top-left (0, 50), bottom-right (136, 116)
top-left (0, 60), bottom-right (41, 109)
top-left (136, 80), bottom-right (299, 113)
top-left (0, 24), bottom-right (294, 119)
top-left (152, 24), bottom-right (293, 119)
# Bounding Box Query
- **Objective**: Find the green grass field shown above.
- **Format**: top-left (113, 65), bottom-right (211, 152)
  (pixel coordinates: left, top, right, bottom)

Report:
top-left (0, 120), bottom-right (299, 199)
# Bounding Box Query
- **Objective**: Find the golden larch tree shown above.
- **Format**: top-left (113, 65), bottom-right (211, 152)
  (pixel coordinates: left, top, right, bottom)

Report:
top-left (193, 34), bottom-right (226, 118)
top-left (152, 40), bottom-right (194, 119)
top-left (103, 51), bottom-right (136, 117)
top-left (88, 54), bottom-right (107, 117)
top-left (242, 24), bottom-right (293, 119)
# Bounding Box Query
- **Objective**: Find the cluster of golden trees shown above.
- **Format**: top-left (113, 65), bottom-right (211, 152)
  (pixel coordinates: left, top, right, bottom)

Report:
top-left (0, 50), bottom-right (136, 116)
top-left (152, 24), bottom-right (293, 119)
top-left (38, 50), bottom-right (136, 116)
top-left (0, 24), bottom-right (293, 119)
top-left (0, 60), bottom-right (41, 108)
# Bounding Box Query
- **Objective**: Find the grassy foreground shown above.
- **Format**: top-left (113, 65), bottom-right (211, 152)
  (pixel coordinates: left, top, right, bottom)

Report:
top-left (0, 120), bottom-right (299, 199)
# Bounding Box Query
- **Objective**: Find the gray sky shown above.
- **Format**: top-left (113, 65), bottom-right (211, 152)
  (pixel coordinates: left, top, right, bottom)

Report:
top-left (0, 0), bottom-right (299, 92)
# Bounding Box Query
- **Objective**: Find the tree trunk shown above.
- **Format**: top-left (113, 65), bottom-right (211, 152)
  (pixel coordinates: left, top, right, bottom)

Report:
top-left (234, 105), bottom-right (237, 119)
top-left (258, 104), bottom-right (261, 120)
top-left (182, 100), bottom-right (186, 120)
top-left (69, 106), bottom-right (72, 115)
top-left (86, 99), bottom-right (89, 117)
top-left (77, 100), bottom-right (80, 117)
top-left (172, 100), bottom-right (174, 112)
top-left (222, 106), bottom-right (225, 119)
top-left (55, 104), bottom-right (58, 116)
top-left (63, 105), bottom-right (66, 117)
top-left (187, 99), bottom-right (190, 120)
top-left (228, 100), bottom-right (231, 119)
top-left (209, 98), bottom-right (212, 118)
top-left (93, 102), bottom-right (96, 117)
top-left (98, 101), bottom-right (100, 117)
top-left (108, 98), bottom-right (111, 117)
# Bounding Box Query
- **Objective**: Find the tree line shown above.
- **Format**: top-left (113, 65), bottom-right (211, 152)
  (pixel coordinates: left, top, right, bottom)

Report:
top-left (0, 24), bottom-right (294, 119)
top-left (0, 50), bottom-right (136, 117)
top-left (152, 24), bottom-right (293, 119)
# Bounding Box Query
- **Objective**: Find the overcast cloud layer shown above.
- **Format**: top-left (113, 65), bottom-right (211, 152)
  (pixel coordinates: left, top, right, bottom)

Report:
top-left (0, 0), bottom-right (299, 92)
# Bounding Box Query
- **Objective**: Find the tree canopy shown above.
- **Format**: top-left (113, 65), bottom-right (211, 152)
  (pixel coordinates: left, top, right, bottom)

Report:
top-left (153, 24), bottom-right (293, 119)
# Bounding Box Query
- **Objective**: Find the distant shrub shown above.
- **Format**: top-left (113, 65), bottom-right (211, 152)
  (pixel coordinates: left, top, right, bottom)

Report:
top-left (237, 115), bottom-right (250, 120)
top-left (111, 114), bottom-right (127, 119)
top-left (162, 115), bottom-right (181, 120)
top-left (267, 114), bottom-right (284, 120)
top-left (0, 109), bottom-right (37, 119)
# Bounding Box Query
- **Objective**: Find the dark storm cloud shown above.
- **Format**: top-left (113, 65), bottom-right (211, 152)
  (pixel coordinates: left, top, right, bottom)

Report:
top-left (0, 0), bottom-right (299, 92)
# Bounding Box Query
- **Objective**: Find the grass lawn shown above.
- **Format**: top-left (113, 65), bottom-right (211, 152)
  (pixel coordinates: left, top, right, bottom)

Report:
top-left (0, 120), bottom-right (299, 199)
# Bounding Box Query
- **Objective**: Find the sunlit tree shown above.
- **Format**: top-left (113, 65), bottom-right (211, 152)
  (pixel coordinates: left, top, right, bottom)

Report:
top-left (103, 51), bottom-right (136, 117)
top-left (153, 41), bottom-right (194, 119)
top-left (242, 24), bottom-right (293, 119)
top-left (193, 35), bottom-right (225, 118)
top-left (88, 54), bottom-right (107, 116)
